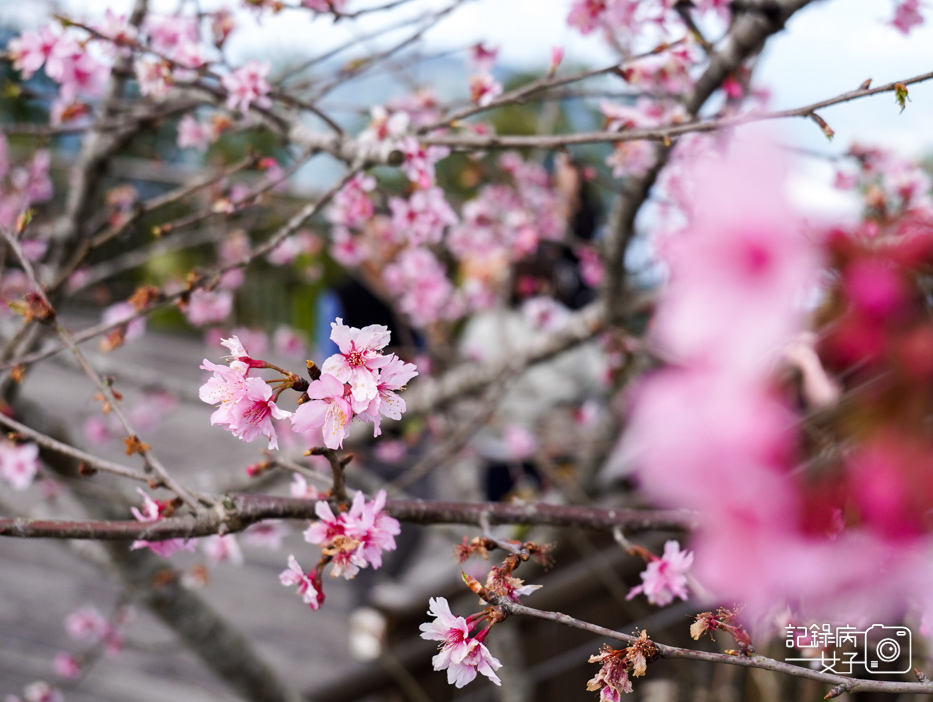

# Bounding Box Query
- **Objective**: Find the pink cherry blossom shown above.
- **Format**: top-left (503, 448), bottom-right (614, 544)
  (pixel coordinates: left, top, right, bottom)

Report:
top-left (468, 43), bottom-right (498, 72)
top-left (304, 499), bottom-right (348, 546)
top-left (327, 173), bottom-right (376, 228)
top-left (388, 187), bottom-right (458, 246)
top-left (0, 441), bottom-right (39, 490)
top-left (891, 0), bottom-right (924, 33)
top-left (64, 606), bottom-right (110, 643)
top-left (279, 555), bottom-right (323, 609)
top-left (359, 105), bottom-right (410, 143)
top-left (145, 14), bottom-right (200, 55)
top-left (22, 682), bottom-right (63, 702)
top-left (567, 0), bottom-right (608, 34)
top-left (420, 598), bottom-right (502, 688)
top-left (129, 488), bottom-right (198, 557)
top-left (302, 0), bottom-right (349, 12)
top-left (356, 354), bottom-right (418, 436)
top-left (53, 653), bottom-right (81, 680)
top-left (419, 597), bottom-right (474, 668)
top-left (343, 489), bottom-right (400, 570)
top-left (321, 319), bottom-right (391, 406)
top-left (650, 141), bottom-right (820, 376)
top-left (222, 60), bottom-right (273, 115)
top-left (399, 137), bottom-right (450, 189)
top-left (94, 9), bottom-right (138, 56)
top-left (303, 490), bottom-right (399, 577)
top-left (626, 540), bottom-right (694, 606)
top-left (184, 288), bottom-right (233, 326)
top-left (177, 115), bottom-right (210, 151)
top-left (383, 247), bottom-right (455, 327)
top-left (199, 358), bottom-right (249, 429)
top-left (8, 26), bottom-right (61, 79)
top-left (291, 373), bottom-right (353, 449)
top-left (202, 534), bottom-right (244, 565)
top-left (226, 376), bottom-right (291, 449)
top-left (469, 73), bottom-right (503, 107)
top-left (503, 424), bottom-right (538, 460)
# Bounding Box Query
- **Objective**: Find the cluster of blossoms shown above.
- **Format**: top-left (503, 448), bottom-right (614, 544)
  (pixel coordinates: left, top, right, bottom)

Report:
top-left (281, 490), bottom-right (400, 609)
top-left (626, 135), bottom-right (933, 626)
top-left (53, 605), bottom-right (133, 681)
top-left (199, 320), bottom-right (416, 451)
top-left (419, 597), bottom-right (503, 688)
top-left (624, 140), bottom-right (823, 619)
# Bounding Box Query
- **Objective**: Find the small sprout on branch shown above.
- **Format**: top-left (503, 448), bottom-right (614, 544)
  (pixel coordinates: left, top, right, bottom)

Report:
top-left (859, 78), bottom-right (872, 90)
top-left (895, 82), bottom-right (910, 112)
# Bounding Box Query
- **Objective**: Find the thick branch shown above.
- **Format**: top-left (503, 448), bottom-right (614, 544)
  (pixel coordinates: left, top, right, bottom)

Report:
top-left (0, 495), bottom-right (697, 540)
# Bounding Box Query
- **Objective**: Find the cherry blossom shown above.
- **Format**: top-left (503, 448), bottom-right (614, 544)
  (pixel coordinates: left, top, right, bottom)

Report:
top-left (129, 488), bottom-right (198, 557)
top-left (303, 490), bottom-right (399, 579)
top-left (469, 73), bottom-right (503, 107)
top-left (226, 376), bottom-right (291, 449)
top-left (279, 555), bottom-right (323, 609)
top-left (0, 441), bottom-right (39, 490)
top-left (64, 606), bottom-right (110, 644)
top-left (53, 653), bottom-right (81, 680)
top-left (343, 489), bottom-right (400, 570)
top-left (8, 26), bottom-right (61, 79)
top-left (419, 597), bottom-right (502, 688)
top-left (388, 187), bottom-right (458, 247)
top-left (222, 60), bottom-right (273, 115)
top-left (199, 358), bottom-right (250, 429)
top-left (327, 173), bottom-right (376, 228)
top-left (383, 247), bottom-right (455, 327)
top-left (290, 373), bottom-right (353, 449)
top-left (626, 541), bottom-right (693, 606)
top-left (357, 354), bottom-right (419, 437)
top-left (399, 137), bottom-right (450, 190)
top-left (21, 682), bottom-right (63, 702)
top-left (177, 115), bottom-right (211, 151)
top-left (183, 289), bottom-right (233, 326)
top-left (468, 43), bottom-right (498, 72)
top-left (321, 318), bottom-right (392, 406)
top-left (567, 0), bottom-right (608, 34)
top-left (891, 0), bottom-right (924, 33)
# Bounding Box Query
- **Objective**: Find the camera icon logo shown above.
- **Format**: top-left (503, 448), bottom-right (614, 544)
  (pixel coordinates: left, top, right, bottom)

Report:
top-left (863, 624), bottom-right (911, 674)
